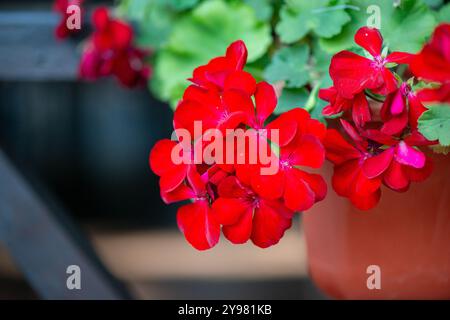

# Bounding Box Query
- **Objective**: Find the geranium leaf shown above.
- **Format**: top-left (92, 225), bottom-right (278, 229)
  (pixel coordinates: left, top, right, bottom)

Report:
top-left (418, 104), bottom-right (450, 146)
top-left (152, 0), bottom-right (271, 107)
top-left (320, 0), bottom-right (437, 53)
top-left (438, 3), bottom-right (450, 22)
top-left (276, 0), bottom-right (351, 44)
top-left (118, 0), bottom-right (180, 49)
top-left (264, 45), bottom-right (310, 88)
top-left (244, 0), bottom-right (273, 21)
top-left (157, 0), bottom-right (199, 11)
top-left (275, 88), bottom-right (309, 114)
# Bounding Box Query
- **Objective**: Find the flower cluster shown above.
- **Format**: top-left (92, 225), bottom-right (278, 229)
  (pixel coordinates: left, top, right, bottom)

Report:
top-left (320, 26), bottom-right (441, 210)
top-left (53, 0), bottom-right (84, 39)
top-left (411, 23), bottom-right (450, 104)
top-left (150, 41), bottom-right (327, 250)
top-left (78, 7), bottom-right (151, 88)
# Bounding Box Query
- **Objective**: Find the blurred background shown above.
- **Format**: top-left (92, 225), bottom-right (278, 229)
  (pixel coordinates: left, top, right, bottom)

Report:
top-left (0, 0), bottom-right (324, 299)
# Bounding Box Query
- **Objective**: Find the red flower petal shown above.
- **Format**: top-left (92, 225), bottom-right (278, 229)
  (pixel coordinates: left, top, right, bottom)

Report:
top-left (340, 119), bottom-right (364, 145)
top-left (351, 93), bottom-right (371, 127)
top-left (283, 169), bottom-right (315, 211)
top-left (408, 94), bottom-right (428, 130)
top-left (282, 134), bottom-right (325, 169)
top-left (383, 161), bottom-right (409, 191)
top-left (217, 175), bottom-right (248, 198)
top-left (161, 184), bottom-right (195, 204)
top-left (212, 198), bottom-right (250, 225)
top-left (330, 51), bottom-right (379, 99)
top-left (254, 82), bottom-right (277, 127)
top-left (350, 189), bottom-right (381, 211)
top-left (222, 89), bottom-right (254, 125)
top-left (224, 70), bottom-right (256, 96)
top-left (390, 88), bottom-right (406, 115)
top-left (226, 40), bottom-right (248, 70)
top-left (177, 201), bottom-right (220, 250)
top-left (159, 165), bottom-right (188, 192)
top-left (355, 27), bottom-right (383, 57)
top-left (150, 139), bottom-right (181, 176)
top-left (332, 160), bottom-right (359, 197)
top-left (222, 208), bottom-right (253, 244)
top-left (265, 116), bottom-right (297, 147)
top-left (296, 171), bottom-right (327, 202)
top-left (324, 129), bottom-right (361, 165)
top-left (404, 157), bottom-right (433, 182)
top-left (353, 168), bottom-right (382, 196)
top-left (386, 52), bottom-right (414, 64)
top-left (380, 108), bottom-right (408, 135)
top-left (251, 200), bottom-right (292, 248)
top-left (92, 6), bottom-right (109, 30)
top-left (394, 141), bottom-right (426, 169)
top-left (410, 23), bottom-right (450, 83)
top-left (251, 169), bottom-right (285, 200)
top-left (363, 129), bottom-right (397, 146)
top-left (362, 148), bottom-right (394, 179)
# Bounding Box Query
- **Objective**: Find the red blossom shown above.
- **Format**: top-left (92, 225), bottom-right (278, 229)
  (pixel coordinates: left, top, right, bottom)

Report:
top-left (212, 176), bottom-right (293, 248)
top-left (324, 122), bottom-right (383, 210)
top-left (329, 26), bottom-right (412, 99)
top-left (79, 7), bottom-right (151, 88)
top-left (320, 26), bottom-right (439, 210)
top-left (410, 23), bottom-right (450, 84)
top-left (190, 40), bottom-right (248, 91)
top-left (411, 23), bottom-right (450, 104)
top-left (379, 83), bottom-right (427, 135)
top-left (150, 41), bottom-right (327, 249)
top-left (319, 87), bottom-right (370, 128)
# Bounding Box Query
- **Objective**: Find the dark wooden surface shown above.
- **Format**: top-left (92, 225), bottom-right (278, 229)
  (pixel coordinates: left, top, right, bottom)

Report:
top-left (0, 10), bottom-right (80, 80)
top-left (0, 150), bottom-right (131, 299)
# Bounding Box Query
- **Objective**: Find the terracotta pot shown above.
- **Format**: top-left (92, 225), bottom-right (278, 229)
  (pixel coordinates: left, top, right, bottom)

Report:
top-left (303, 152), bottom-right (450, 299)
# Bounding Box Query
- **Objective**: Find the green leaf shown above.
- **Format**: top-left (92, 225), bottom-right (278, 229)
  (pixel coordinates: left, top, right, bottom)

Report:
top-left (276, 0), bottom-right (351, 44)
top-left (118, 0), bottom-right (179, 49)
top-left (157, 0), bottom-right (199, 11)
top-left (418, 104), bottom-right (450, 146)
top-left (152, 0), bottom-right (271, 107)
top-left (244, 0), bottom-right (273, 21)
top-left (438, 3), bottom-right (450, 22)
top-left (320, 0), bottom-right (437, 53)
top-left (275, 88), bottom-right (309, 114)
top-left (264, 45), bottom-right (310, 88)
top-left (423, 0), bottom-right (443, 9)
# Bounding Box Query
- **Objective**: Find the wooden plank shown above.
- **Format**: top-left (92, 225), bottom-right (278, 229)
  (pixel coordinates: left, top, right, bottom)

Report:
top-left (89, 227), bottom-right (307, 281)
top-left (0, 150), bottom-right (131, 299)
top-left (0, 10), bottom-right (81, 80)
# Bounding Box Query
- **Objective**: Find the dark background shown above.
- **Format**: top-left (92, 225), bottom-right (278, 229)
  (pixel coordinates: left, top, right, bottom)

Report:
top-left (0, 0), bottom-right (177, 228)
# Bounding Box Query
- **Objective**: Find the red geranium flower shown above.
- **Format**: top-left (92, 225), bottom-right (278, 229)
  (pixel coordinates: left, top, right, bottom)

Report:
top-left (53, 0), bottom-right (84, 39)
top-left (330, 27), bottom-right (412, 99)
top-left (411, 23), bottom-right (450, 104)
top-left (379, 83), bottom-right (427, 135)
top-left (410, 23), bottom-right (450, 84)
top-left (150, 41), bottom-right (328, 249)
top-left (238, 108), bottom-right (327, 212)
top-left (319, 86), bottom-right (370, 127)
top-left (362, 129), bottom-right (434, 192)
top-left (190, 40), bottom-right (248, 91)
top-left (79, 7), bottom-right (151, 88)
top-left (212, 176), bottom-right (293, 248)
top-left (324, 121), bottom-right (383, 210)
top-left (91, 7), bottom-right (133, 52)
